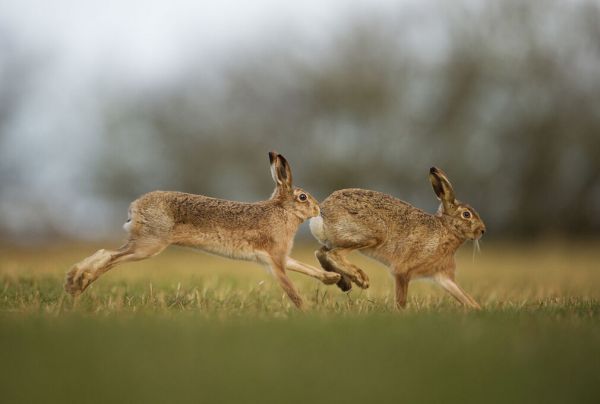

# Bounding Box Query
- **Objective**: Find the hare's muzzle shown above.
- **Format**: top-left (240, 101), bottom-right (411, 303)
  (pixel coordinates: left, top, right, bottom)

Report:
top-left (476, 227), bottom-right (486, 239)
top-left (313, 205), bottom-right (321, 217)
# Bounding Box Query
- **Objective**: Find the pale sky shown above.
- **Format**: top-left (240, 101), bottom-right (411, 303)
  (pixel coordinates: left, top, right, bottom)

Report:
top-left (4, 0), bottom-right (591, 241)
top-left (0, 0), bottom-right (407, 240)
top-left (1, 0), bottom-right (404, 85)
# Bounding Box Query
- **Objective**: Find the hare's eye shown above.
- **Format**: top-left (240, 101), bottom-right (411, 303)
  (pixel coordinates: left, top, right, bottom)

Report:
top-left (462, 211), bottom-right (471, 219)
top-left (298, 193), bottom-right (307, 201)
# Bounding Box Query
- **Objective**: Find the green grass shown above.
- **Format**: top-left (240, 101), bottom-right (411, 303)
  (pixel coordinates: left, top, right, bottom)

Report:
top-left (1, 241), bottom-right (599, 403)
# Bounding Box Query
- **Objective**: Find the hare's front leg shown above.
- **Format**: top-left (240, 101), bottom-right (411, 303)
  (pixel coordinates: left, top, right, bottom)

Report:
top-left (434, 274), bottom-right (481, 310)
top-left (267, 257), bottom-right (305, 310)
top-left (285, 258), bottom-right (341, 285)
top-left (394, 273), bottom-right (410, 309)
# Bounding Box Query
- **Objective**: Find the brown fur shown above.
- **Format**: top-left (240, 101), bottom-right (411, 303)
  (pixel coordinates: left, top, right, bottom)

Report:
top-left (310, 167), bottom-right (486, 309)
top-left (64, 152), bottom-right (341, 309)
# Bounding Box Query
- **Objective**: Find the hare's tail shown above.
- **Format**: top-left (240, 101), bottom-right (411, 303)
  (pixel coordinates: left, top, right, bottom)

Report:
top-left (309, 215), bottom-right (327, 245)
top-left (122, 204), bottom-right (136, 233)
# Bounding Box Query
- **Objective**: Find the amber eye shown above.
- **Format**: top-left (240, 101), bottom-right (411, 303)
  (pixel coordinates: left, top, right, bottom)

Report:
top-left (462, 211), bottom-right (471, 219)
top-left (298, 193), bottom-right (307, 201)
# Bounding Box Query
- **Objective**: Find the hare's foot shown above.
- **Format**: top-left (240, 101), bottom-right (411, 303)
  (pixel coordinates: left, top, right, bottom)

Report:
top-left (352, 269), bottom-right (370, 289)
top-left (284, 257), bottom-right (343, 287)
top-left (322, 272), bottom-right (342, 285)
top-left (64, 266), bottom-right (95, 296)
top-left (336, 275), bottom-right (353, 292)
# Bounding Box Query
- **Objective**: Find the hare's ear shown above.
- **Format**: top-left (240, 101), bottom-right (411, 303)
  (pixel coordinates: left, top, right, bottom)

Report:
top-left (269, 151), bottom-right (293, 190)
top-left (429, 167), bottom-right (456, 211)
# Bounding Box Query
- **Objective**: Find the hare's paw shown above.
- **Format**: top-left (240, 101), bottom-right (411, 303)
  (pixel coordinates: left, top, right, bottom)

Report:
top-left (336, 275), bottom-right (353, 292)
top-left (322, 272), bottom-right (342, 285)
top-left (354, 269), bottom-right (370, 289)
top-left (64, 266), bottom-right (94, 296)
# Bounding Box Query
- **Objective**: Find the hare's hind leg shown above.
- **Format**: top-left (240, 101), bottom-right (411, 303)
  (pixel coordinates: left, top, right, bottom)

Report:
top-left (316, 246), bottom-right (370, 290)
top-left (434, 275), bottom-right (481, 310)
top-left (65, 240), bottom-right (167, 297)
top-left (285, 257), bottom-right (341, 285)
top-left (315, 247), bottom-right (352, 292)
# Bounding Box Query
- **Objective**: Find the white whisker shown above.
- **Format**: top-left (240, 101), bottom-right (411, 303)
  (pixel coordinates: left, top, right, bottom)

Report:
top-left (472, 239), bottom-right (481, 263)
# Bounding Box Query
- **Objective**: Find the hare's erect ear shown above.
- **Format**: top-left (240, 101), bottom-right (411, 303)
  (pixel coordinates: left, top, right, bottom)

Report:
top-left (269, 151), bottom-right (293, 190)
top-left (429, 167), bottom-right (456, 210)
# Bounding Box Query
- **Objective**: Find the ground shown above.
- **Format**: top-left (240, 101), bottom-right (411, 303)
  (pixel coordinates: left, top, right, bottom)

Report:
top-left (0, 240), bottom-right (599, 403)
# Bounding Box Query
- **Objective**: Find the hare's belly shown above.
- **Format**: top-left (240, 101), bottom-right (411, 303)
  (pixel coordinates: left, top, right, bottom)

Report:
top-left (359, 247), bottom-right (392, 266)
top-left (187, 240), bottom-right (263, 262)
top-left (171, 227), bottom-right (264, 262)
top-left (360, 235), bottom-right (443, 269)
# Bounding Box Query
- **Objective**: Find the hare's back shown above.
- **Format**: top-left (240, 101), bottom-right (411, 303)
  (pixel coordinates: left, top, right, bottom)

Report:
top-left (319, 189), bottom-right (413, 237)
top-left (322, 189), bottom-right (412, 217)
top-left (134, 191), bottom-right (271, 230)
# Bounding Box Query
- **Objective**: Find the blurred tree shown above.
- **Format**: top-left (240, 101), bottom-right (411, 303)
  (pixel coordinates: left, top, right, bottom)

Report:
top-left (4, 0), bottom-right (599, 241)
top-left (94, 0), bottom-right (600, 237)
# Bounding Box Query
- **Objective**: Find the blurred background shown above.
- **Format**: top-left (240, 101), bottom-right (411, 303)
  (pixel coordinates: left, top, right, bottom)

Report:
top-left (1, 0), bottom-right (599, 244)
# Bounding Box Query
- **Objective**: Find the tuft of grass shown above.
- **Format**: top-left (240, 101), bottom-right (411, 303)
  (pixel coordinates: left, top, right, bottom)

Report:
top-left (0, 241), bottom-right (599, 403)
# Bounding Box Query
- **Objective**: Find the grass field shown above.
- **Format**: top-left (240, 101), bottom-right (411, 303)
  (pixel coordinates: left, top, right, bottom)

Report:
top-left (1, 240), bottom-right (599, 403)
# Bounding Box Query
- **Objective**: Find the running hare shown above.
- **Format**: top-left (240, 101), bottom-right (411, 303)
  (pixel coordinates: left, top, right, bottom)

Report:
top-left (310, 167), bottom-right (485, 309)
top-left (65, 151), bottom-right (340, 309)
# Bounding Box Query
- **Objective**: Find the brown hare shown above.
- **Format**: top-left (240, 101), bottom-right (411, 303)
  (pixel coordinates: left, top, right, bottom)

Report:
top-left (65, 151), bottom-right (340, 309)
top-left (310, 167), bottom-right (486, 309)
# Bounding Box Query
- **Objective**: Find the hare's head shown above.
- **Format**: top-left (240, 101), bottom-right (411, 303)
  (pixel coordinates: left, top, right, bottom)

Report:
top-left (269, 151), bottom-right (320, 220)
top-left (429, 167), bottom-right (486, 240)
